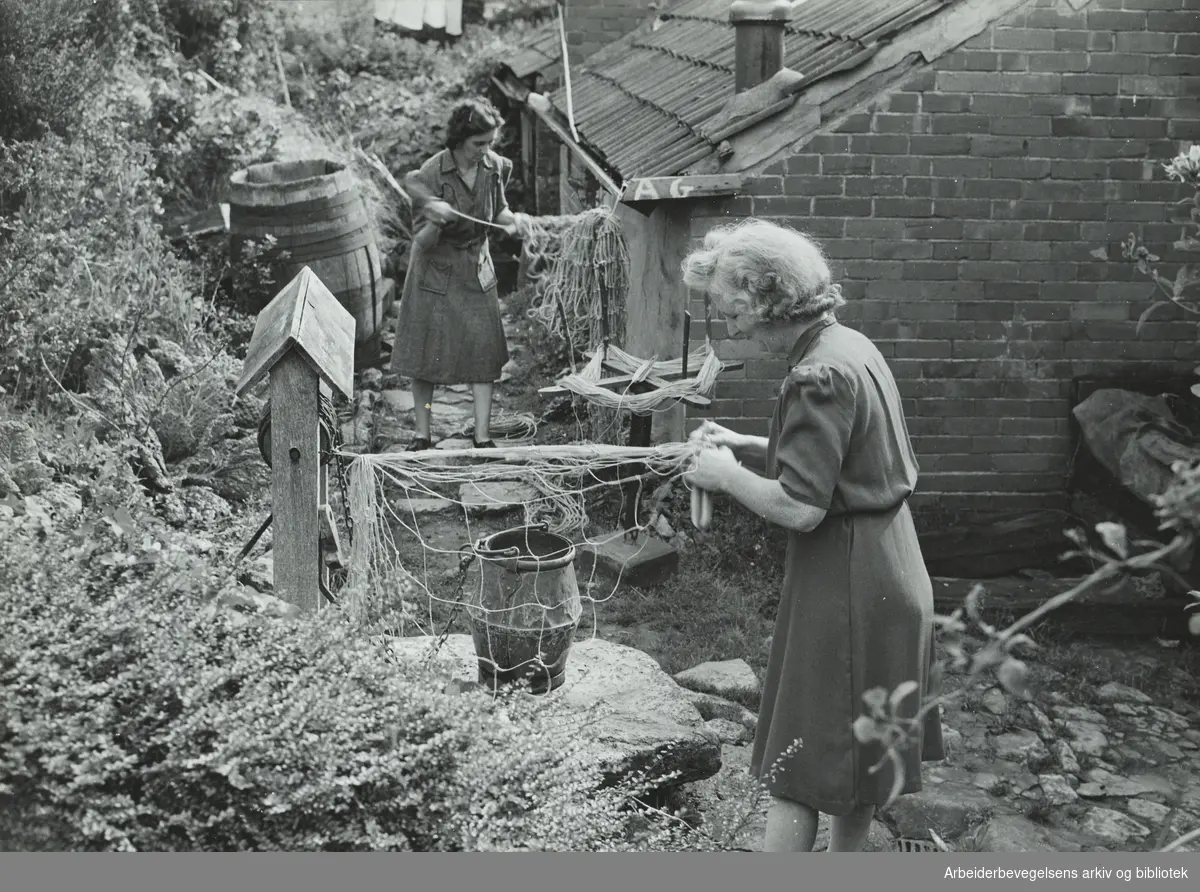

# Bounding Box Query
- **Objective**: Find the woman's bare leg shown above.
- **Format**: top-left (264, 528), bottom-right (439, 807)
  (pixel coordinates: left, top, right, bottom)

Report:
top-left (828, 804), bottom-right (875, 852)
top-left (411, 379), bottom-right (434, 440)
top-left (471, 382), bottom-right (493, 442)
top-left (763, 796), bottom-right (820, 852)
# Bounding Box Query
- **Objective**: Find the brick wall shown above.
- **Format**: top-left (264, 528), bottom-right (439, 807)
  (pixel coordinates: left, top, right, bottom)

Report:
top-left (687, 0), bottom-right (1200, 513)
top-left (563, 0), bottom-right (660, 64)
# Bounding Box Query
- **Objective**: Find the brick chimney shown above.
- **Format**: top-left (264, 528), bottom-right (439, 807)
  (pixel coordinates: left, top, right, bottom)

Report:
top-left (730, 0), bottom-right (793, 94)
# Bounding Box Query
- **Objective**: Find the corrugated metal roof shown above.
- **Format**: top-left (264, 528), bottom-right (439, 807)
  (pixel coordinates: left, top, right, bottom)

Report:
top-left (504, 19), bottom-right (563, 80)
top-left (549, 0), bottom-right (960, 179)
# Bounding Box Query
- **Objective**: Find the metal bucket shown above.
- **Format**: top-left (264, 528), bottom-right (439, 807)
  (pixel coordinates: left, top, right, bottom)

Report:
top-left (466, 524), bottom-right (582, 694)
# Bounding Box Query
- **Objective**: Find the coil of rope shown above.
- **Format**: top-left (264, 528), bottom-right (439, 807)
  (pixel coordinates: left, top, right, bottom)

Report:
top-left (458, 411), bottom-right (539, 445)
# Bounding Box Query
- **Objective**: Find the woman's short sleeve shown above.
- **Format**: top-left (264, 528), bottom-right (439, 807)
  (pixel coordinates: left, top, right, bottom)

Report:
top-left (494, 154), bottom-right (513, 218)
top-left (773, 362), bottom-right (856, 509)
top-left (404, 157), bottom-right (446, 216)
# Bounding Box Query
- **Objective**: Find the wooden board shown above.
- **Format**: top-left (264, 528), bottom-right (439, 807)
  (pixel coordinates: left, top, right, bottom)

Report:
top-left (539, 373), bottom-right (711, 407)
top-left (919, 510), bottom-right (1085, 579)
top-left (166, 205), bottom-right (226, 243)
top-left (620, 174), bottom-right (745, 205)
top-left (621, 203), bottom-right (692, 441)
top-left (236, 266), bottom-right (355, 401)
top-left (526, 92), bottom-right (621, 198)
top-left (319, 502), bottom-right (345, 569)
top-left (539, 351), bottom-right (745, 396)
top-left (538, 352), bottom-right (747, 407)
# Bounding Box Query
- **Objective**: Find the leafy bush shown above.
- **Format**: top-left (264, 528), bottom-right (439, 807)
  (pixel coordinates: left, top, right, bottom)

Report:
top-left (484, 0), bottom-right (558, 27)
top-left (0, 0), bottom-right (131, 142)
top-left (148, 84), bottom-right (284, 212)
top-left (1128, 143), bottom-right (1200, 333)
top-left (295, 22), bottom-right (532, 177)
top-left (151, 0), bottom-right (282, 90)
top-left (0, 114), bottom-right (196, 405)
top-left (0, 501), bottom-right (712, 852)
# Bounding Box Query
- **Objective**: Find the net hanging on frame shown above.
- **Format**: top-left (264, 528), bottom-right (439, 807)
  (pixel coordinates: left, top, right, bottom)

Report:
top-left (514, 208), bottom-right (628, 359)
top-left (514, 210), bottom-right (728, 420)
top-left (339, 443), bottom-right (703, 680)
top-left (359, 148), bottom-right (723, 420)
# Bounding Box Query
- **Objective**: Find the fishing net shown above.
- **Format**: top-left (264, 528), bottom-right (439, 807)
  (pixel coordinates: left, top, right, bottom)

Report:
top-left (514, 208), bottom-right (628, 360)
top-left (338, 442), bottom-right (702, 691)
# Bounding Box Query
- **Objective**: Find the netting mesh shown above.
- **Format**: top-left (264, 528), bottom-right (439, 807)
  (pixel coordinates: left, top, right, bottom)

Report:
top-left (339, 443), bottom-right (702, 690)
top-left (331, 183), bottom-right (723, 688)
top-left (515, 208), bottom-right (628, 359)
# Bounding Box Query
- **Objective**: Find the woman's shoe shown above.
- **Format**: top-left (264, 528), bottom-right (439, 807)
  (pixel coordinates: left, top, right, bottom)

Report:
top-left (472, 439), bottom-right (504, 463)
top-left (407, 437), bottom-right (433, 452)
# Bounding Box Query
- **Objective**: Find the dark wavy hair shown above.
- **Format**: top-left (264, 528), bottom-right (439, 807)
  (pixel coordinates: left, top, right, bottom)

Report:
top-left (445, 97), bottom-right (504, 150)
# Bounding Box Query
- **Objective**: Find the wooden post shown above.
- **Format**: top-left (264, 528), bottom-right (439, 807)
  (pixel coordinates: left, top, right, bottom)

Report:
top-left (235, 266), bottom-right (356, 612)
top-left (621, 399), bottom-right (655, 541)
top-left (271, 353), bottom-right (320, 610)
top-left (619, 203), bottom-right (691, 444)
top-left (730, 0), bottom-right (792, 94)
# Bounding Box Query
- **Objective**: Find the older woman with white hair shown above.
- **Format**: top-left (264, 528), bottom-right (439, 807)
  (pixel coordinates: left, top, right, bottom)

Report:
top-left (683, 219), bottom-right (944, 853)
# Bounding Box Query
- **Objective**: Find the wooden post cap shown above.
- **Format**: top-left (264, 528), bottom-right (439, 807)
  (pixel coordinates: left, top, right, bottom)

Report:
top-left (235, 265), bottom-right (356, 402)
top-left (729, 0), bottom-right (793, 25)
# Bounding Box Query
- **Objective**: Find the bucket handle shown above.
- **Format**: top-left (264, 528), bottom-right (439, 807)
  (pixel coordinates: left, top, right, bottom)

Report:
top-left (464, 541), bottom-right (524, 573)
top-left (470, 522), bottom-right (575, 573)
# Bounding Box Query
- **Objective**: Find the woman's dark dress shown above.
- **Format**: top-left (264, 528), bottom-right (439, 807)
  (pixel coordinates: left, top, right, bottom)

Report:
top-left (391, 148), bottom-right (511, 384)
top-left (749, 318), bottom-right (945, 815)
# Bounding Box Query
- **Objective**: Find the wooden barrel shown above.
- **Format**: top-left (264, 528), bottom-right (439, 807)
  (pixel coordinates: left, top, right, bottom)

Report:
top-left (227, 159), bottom-right (389, 368)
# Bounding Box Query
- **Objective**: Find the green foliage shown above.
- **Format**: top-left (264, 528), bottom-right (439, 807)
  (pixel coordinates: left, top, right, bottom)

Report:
top-left (0, 0), bottom-right (131, 142)
top-left (0, 112), bottom-right (196, 407)
top-left (0, 33), bottom-right (272, 437)
top-left (484, 1), bottom-right (559, 27)
top-left (0, 0), bottom-right (745, 854)
top-left (151, 0), bottom-right (283, 90)
top-left (293, 22), bottom-right (534, 179)
top-left (147, 84), bottom-right (283, 212)
top-left (0, 502), bottom-right (712, 852)
top-left (1125, 144), bottom-right (1200, 333)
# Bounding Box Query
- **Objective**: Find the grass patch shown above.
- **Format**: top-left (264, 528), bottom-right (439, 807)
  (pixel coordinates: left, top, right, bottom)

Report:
top-left (591, 499), bottom-right (785, 678)
top-left (1029, 632), bottom-right (1200, 709)
top-left (603, 562), bottom-right (776, 679)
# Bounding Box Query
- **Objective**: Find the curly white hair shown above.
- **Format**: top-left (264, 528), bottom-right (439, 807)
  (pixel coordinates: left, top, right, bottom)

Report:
top-left (680, 219), bottom-right (845, 325)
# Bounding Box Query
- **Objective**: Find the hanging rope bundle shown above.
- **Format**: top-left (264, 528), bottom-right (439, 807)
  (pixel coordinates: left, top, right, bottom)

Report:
top-left (513, 208), bottom-right (628, 356)
top-left (356, 146), bottom-right (628, 359)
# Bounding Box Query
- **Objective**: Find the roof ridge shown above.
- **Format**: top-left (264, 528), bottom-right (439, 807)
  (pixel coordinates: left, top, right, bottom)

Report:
top-left (626, 40), bottom-right (733, 73)
top-left (657, 11), bottom-right (870, 48)
top-left (536, 0), bottom-right (966, 180)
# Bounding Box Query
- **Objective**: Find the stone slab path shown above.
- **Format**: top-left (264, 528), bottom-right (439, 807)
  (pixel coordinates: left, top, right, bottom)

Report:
top-left (675, 658), bottom-right (1200, 852)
